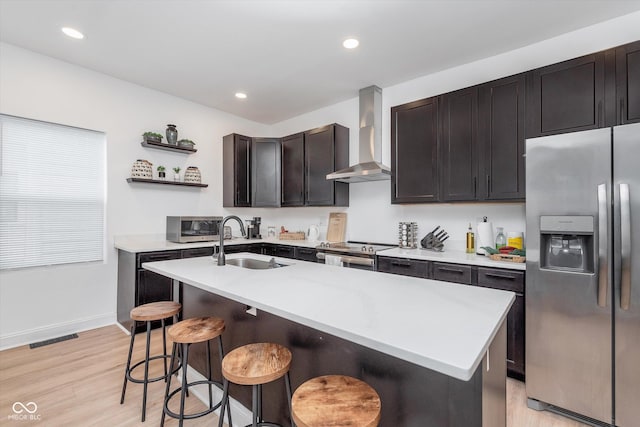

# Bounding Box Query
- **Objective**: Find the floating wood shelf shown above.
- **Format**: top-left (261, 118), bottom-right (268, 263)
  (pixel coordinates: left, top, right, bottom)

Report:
top-left (126, 178), bottom-right (208, 188)
top-left (141, 140), bottom-right (197, 153)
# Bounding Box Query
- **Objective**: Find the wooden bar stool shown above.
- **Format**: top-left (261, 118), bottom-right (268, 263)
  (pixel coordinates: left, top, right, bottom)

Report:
top-left (291, 375), bottom-right (381, 427)
top-left (218, 342), bottom-right (294, 427)
top-left (161, 316), bottom-right (232, 427)
top-left (120, 301), bottom-right (182, 422)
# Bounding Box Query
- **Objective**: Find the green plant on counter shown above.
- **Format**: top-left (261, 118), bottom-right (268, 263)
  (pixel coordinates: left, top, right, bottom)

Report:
top-left (173, 167), bottom-right (181, 173)
top-left (157, 165), bottom-right (165, 172)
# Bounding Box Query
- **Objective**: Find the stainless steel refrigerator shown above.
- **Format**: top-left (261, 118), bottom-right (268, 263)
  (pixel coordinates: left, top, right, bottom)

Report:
top-left (525, 123), bottom-right (639, 427)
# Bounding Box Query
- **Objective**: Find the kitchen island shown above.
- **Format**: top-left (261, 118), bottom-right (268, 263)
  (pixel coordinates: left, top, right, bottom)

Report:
top-left (143, 253), bottom-right (514, 427)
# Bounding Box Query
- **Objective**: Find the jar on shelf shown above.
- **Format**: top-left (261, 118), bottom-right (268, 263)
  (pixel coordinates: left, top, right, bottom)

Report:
top-left (166, 124), bottom-right (178, 145)
top-left (183, 166), bottom-right (201, 183)
top-left (131, 159), bottom-right (153, 179)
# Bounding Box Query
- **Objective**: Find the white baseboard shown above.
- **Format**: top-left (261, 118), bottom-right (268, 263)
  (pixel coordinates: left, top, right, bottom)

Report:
top-left (0, 313), bottom-right (115, 351)
top-left (178, 364), bottom-right (252, 427)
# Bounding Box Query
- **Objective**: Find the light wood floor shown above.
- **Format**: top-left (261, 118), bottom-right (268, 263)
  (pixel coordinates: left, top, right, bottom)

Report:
top-left (0, 325), bottom-right (589, 426)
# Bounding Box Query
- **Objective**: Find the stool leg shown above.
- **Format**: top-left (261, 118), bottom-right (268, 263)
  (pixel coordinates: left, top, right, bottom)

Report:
top-left (218, 336), bottom-right (232, 427)
top-left (178, 343), bottom-right (190, 427)
top-left (257, 383), bottom-right (263, 422)
top-left (252, 384), bottom-right (259, 427)
top-left (284, 372), bottom-right (295, 427)
top-left (217, 378), bottom-right (229, 427)
top-left (207, 339), bottom-right (213, 408)
top-left (161, 342), bottom-right (178, 427)
top-left (120, 323), bottom-right (136, 404)
top-left (141, 320), bottom-right (152, 422)
top-left (162, 318), bottom-right (168, 381)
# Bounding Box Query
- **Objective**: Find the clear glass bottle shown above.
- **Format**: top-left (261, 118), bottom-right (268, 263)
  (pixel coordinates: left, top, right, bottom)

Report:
top-left (495, 227), bottom-right (506, 249)
top-left (466, 223), bottom-right (475, 254)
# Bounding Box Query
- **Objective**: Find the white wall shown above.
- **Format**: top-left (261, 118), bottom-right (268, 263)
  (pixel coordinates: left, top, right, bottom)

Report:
top-left (0, 43), bottom-right (272, 348)
top-left (1, 11), bottom-right (639, 348)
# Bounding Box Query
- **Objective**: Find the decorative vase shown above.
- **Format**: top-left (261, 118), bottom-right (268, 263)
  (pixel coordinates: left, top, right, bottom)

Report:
top-left (174, 173), bottom-right (180, 182)
top-left (131, 159), bottom-right (153, 179)
top-left (183, 166), bottom-right (201, 183)
top-left (166, 124), bottom-right (178, 145)
top-left (158, 171), bottom-right (166, 180)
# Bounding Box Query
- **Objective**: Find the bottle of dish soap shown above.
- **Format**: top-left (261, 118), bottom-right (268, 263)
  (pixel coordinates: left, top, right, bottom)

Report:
top-left (495, 227), bottom-right (506, 250)
top-left (466, 223), bottom-right (475, 254)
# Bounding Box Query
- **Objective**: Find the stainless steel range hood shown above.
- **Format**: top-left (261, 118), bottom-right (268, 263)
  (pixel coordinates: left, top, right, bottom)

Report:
top-left (326, 85), bottom-right (390, 183)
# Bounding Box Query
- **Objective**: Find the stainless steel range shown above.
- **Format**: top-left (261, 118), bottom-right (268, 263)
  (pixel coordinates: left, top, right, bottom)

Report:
top-left (315, 241), bottom-right (396, 270)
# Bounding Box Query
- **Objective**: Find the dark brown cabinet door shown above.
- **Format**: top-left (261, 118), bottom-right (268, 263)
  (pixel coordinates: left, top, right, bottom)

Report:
top-left (391, 97), bottom-right (439, 203)
top-left (223, 133), bottom-right (252, 207)
top-left (441, 88), bottom-right (478, 201)
top-left (617, 40), bottom-right (640, 124)
top-left (305, 124), bottom-right (349, 206)
top-left (251, 138), bottom-right (281, 207)
top-left (281, 132), bottom-right (305, 206)
top-left (526, 52), bottom-right (606, 137)
top-left (478, 74), bottom-right (526, 201)
top-left (376, 256), bottom-right (429, 278)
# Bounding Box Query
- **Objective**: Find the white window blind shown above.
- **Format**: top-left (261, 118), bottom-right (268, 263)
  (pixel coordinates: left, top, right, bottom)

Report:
top-left (0, 115), bottom-right (105, 270)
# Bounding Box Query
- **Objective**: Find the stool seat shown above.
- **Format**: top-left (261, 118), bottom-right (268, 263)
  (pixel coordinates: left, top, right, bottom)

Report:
top-left (130, 301), bottom-right (181, 322)
top-left (167, 317), bottom-right (225, 344)
top-left (292, 375), bottom-right (381, 427)
top-left (222, 342), bottom-right (292, 386)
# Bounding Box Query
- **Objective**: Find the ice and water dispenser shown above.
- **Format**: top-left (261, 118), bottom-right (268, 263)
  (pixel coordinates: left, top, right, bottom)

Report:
top-left (539, 216), bottom-right (594, 273)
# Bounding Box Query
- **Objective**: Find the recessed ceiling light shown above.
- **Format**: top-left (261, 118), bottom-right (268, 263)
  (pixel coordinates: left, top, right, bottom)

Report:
top-left (342, 38), bottom-right (359, 49)
top-left (61, 27), bottom-right (84, 39)
top-left (235, 92), bottom-right (247, 99)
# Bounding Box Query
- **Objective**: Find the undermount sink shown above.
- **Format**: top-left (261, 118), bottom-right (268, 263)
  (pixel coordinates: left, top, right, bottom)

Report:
top-left (226, 257), bottom-right (288, 270)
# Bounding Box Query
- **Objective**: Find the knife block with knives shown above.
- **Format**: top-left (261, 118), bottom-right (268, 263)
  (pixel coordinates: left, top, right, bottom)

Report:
top-left (421, 226), bottom-right (449, 251)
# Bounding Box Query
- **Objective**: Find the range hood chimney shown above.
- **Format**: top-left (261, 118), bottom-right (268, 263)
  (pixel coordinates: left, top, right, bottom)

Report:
top-left (326, 85), bottom-right (391, 183)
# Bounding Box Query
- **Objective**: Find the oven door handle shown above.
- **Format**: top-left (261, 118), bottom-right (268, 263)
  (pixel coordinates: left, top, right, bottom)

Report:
top-left (316, 252), bottom-right (374, 267)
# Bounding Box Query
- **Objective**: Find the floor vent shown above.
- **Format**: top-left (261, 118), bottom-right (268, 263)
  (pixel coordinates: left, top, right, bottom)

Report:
top-left (29, 333), bottom-right (78, 349)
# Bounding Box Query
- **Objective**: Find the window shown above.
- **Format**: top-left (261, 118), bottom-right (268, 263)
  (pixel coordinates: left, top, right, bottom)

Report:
top-left (0, 115), bottom-right (106, 270)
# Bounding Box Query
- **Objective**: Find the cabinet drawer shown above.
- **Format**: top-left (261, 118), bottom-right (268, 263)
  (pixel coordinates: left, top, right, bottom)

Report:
top-left (295, 247), bottom-right (318, 262)
top-left (275, 245), bottom-right (296, 259)
top-left (137, 250), bottom-right (181, 267)
top-left (432, 262), bottom-right (473, 285)
top-left (181, 247), bottom-right (214, 258)
top-left (477, 267), bottom-right (524, 293)
top-left (377, 257), bottom-right (428, 278)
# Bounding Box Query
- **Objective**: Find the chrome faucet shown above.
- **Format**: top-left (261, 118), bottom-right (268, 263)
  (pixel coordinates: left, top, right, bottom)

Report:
top-left (217, 215), bottom-right (246, 266)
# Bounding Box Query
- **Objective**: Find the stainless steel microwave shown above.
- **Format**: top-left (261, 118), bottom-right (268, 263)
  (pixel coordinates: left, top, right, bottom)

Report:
top-left (166, 216), bottom-right (223, 243)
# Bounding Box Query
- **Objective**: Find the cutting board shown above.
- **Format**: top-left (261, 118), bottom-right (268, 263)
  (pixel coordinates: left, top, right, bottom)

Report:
top-left (326, 212), bottom-right (347, 242)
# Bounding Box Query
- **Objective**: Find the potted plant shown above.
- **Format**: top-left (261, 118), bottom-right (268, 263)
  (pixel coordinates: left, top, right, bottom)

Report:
top-left (178, 138), bottom-right (196, 149)
top-left (173, 167), bottom-right (181, 181)
top-left (142, 131), bottom-right (163, 144)
top-left (157, 165), bottom-right (166, 180)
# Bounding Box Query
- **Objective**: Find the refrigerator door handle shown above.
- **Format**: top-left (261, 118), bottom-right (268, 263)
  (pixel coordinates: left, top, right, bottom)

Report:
top-left (620, 183), bottom-right (631, 310)
top-left (597, 183), bottom-right (608, 307)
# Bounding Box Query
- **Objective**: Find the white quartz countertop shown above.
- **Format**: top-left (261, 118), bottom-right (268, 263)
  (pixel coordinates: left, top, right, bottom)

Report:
top-left (379, 247), bottom-right (526, 271)
top-left (114, 235), bottom-right (319, 253)
top-left (143, 253), bottom-right (514, 381)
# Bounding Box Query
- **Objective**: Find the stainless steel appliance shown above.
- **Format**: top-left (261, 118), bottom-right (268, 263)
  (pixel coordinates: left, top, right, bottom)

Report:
top-left (166, 216), bottom-right (223, 243)
top-left (315, 241), bottom-right (395, 270)
top-left (525, 123), bottom-right (639, 426)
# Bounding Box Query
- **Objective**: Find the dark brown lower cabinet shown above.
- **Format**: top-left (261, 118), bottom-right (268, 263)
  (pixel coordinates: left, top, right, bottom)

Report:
top-left (294, 247), bottom-right (318, 262)
top-left (432, 262), bottom-right (473, 285)
top-left (377, 256), bottom-right (429, 278)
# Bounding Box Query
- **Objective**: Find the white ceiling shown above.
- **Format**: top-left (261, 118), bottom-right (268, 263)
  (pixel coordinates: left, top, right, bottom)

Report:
top-left (1, 0), bottom-right (640, 124)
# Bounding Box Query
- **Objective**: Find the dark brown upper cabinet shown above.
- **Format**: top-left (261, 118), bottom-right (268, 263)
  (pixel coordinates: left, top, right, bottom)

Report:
top-left (223, 134), bottom-right (280, 207)
top-left (526, 52), bottom-right (608, 137)
top-left (616, 40), bottom-right (640, 125)
top-left (478, 74), bottom-right (526, 201)
top-left (304, 124), bottom-right (349, 206)
top-left (391, 97), bottom-right (440, 203)
top-left (223, 133), bottom-right (251, 207)
top-left (251, 138), bottom-right (281, 207)
top-left (281, 132), bottom-right (305, 206)
top-left (440, 87), bottom-right (478, 201)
